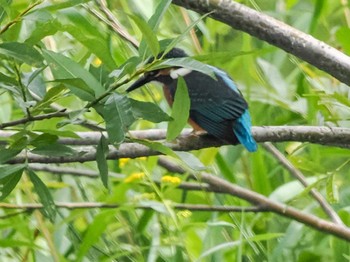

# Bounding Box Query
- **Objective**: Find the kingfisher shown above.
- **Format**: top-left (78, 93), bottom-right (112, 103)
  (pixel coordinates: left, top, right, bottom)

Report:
top-left (127, 48), bottom-right (257, 152)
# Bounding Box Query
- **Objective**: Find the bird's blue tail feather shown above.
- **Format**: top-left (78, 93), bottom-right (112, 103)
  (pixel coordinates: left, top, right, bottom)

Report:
top-left (233, 110), bottom-right (257, 152)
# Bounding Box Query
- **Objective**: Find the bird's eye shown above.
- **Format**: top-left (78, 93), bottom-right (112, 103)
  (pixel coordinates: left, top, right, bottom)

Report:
top-left (148, 71), bottom-right (158, 76)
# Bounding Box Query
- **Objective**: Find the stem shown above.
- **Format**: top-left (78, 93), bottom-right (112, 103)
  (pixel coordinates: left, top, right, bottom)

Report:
top-left (0, 1), bottom-right (42, 35)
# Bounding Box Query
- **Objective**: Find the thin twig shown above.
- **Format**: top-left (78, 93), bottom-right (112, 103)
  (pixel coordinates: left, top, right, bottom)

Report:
top-left (0, 202), bottom-right (265, 213)
top-left (0, 1), bottom-right (42, 35)
top-left (88, 0), bottom-right (139, 48)
top-left (0, 110), bottom-right (67, 129)
top-left (263, 142), bottom-right (344, 225)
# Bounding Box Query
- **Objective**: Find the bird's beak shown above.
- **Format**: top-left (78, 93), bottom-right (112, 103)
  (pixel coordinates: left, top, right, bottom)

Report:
top-left (126, 74), bottom-right (155, 92)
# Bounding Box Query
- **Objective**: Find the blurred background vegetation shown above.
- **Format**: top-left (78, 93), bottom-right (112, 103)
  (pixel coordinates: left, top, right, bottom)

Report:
top-left (1, 0), bottom-right (350, 261)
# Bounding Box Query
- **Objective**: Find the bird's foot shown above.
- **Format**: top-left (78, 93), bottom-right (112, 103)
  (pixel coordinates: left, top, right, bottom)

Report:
top-left (190, 129), bottom-right (207, 136)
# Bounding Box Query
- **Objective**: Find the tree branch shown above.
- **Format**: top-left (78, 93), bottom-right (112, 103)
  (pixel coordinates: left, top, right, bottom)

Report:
top-left (158, 157), bottom-right (350, 242)
top-left (2, 126), bottom-right (350, 147)
top-left (4, 126), bottom-right (350, 163)
top-left (0, 110), bottom-right (68, 129)
top-left (0, 202), bottom-right (266, 214)
top-left (263, 142), bottom-right (344, 225)
top-left (172, 0), bottom-right (350, 86)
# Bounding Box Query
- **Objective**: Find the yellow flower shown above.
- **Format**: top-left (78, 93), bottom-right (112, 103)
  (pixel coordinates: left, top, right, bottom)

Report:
top-left (177, 210), bottom-right (192, 218)
top-left (124, 172), bottom-right (145, 183)
top-left (93, 57), bottom-right (102, 66)
top-left (119, 158), bottom-right (130, 168)
top-left (161, 175), bottom-right (181, 185)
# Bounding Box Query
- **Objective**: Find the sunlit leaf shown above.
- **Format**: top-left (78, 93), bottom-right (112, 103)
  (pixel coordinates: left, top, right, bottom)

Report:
top-left (129, 14), bottom-right (159, 57)
top-left (42, 49), bottom-right (104, 96)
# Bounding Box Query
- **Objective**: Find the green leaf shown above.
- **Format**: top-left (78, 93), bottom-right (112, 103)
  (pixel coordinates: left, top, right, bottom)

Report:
top-left (30, 133), bottom-right (59, 147)
top-left (166, 77), bottom-right (190, 141)
top-left (129, 14), bottom-right (159, 57)
top-left (326, 173), bottom-right (338, 204)
top-left (0, 164), bottom-right (26, 200)
top-left (150, 57), bottom-right (215, 79)
top-left (163, 13), bottom-right (209, 56)
top-left (31, 143), bottom-right (77, 157)
top-left (42, 49), bottom-right (104, 96)
top-left (0, 42), bottom-right (44, 67)
top-left (31, 84), bottom-right (66, 114)
top-left (336, 27), bottom-right (350, 54)
top-left (61, 10), bottom-right (116, 69)
top-left (50, 78), bottom-right (95, 102)
top-left (131, 138), bottom-right (178, 158)
top-left (0, 148), bottom-right (22, 164)
top-left (24, 11), bottom-right (60, 45)
top-left (34, 129), bottom-right (79, 138)
top-left (130, 99), bottom-right (172, 123)
top-left (77, 210), bottom-right (115, 261)
top-left (175, 151), bottom-right (205, 171)
top-left (96, 135), bottom-right (109, 189)
top-left (137, 0), bottom-right (171, 57)
top-left (148, 0), bottom-right (172, 30)
top-left (102, 93), bottom-right (135, 144)
top-left (28, 169), bottom-right (56, 222)
top-left (0, 71), bottom-right (17, 85)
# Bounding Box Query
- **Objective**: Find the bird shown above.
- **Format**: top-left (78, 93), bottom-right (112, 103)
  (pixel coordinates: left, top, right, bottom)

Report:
top-left (127, 48), bottom-right (257, 152)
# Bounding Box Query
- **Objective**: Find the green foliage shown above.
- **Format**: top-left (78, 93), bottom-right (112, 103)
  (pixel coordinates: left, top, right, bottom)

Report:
top-left (0, 0), bottom-right (350, 261)
top-left (166, 77), bottom-right (190, 141)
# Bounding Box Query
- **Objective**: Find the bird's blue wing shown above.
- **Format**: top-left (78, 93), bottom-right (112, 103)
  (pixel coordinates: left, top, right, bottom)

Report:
top-left (169, 66), bottom-right (257, 151)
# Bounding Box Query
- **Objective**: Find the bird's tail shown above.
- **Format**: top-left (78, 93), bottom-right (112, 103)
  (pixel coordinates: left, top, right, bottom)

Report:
top-left (233, 110), bottom-right (257, 152)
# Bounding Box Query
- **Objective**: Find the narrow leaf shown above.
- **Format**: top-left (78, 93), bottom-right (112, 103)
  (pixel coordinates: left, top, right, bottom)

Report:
top-left (31, 143), bottom-right (77, 157)
top-left (150, 57), bottom-right (215, 79)
top-left (166, 77), bottom-right (190, 141)
top-left (163, 13), bottom-right (209, 55)
top-left (96, 135), bottom-right (109, 189)
top-left (130, 99), bottom-right (172, 123)
top-left (0, 148), bottom-right (22, 164)
top-left (51, 78), bottom-right (95, 101)
top-left (129, 14), bottom-right (159, 57)
top-left (0, 42), bottom-right (44, 67)
top-left (28, 170), bottom-right (56, 222)
top-left (42, 49), bottom-right (104, 96)
top-left (77, 210), bottom-right (115, 260)
top-left (102, 93), bottom-right (135, 144)
top-left (0, 164), bottom-right (26, 200)
top-left (130, 138), bottom-right (178, 159)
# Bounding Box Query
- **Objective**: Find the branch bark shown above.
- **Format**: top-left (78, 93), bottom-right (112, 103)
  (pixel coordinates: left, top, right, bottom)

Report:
top-left (3, 126), bottom-right (350, 164)
top-left (0, 202), bottom-right (266, 213)
top-left (172, 0), bottom-right (350, 86)
top-left (158, 157), bottom-right (350, 242)
top-left (263, 142), bottom-right (344, 225)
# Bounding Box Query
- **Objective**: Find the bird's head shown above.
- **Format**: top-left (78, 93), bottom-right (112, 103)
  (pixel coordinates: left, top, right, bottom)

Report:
top-left (127, 48), bottom-right (189, 92)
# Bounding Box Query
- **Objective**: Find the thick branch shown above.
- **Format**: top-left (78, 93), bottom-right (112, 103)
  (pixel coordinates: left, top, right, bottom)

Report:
top-left (172, 0), bottom-right (350, 86)
top-left (2, 126), bottom-right (350, 147)
top-left (4, 126), bottom-right (350, 163)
